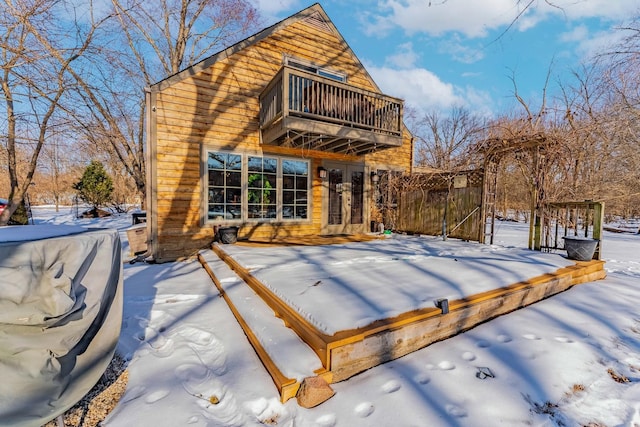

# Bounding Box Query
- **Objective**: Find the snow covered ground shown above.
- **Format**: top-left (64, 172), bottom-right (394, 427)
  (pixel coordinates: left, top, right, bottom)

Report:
top-left (219, 237), bottom-right (574, 335)
top-left (26, 207), bottom-right (640, 426)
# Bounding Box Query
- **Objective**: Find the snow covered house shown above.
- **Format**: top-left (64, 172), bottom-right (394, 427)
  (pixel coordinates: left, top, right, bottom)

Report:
top-left (145, 3), bottom-right (413, 262)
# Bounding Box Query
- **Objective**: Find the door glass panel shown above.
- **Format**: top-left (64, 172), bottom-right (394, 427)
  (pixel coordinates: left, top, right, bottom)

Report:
top-left (328, 168), bottom-right (343, 225)
top-left (351, 170), bottom-right (364, 225)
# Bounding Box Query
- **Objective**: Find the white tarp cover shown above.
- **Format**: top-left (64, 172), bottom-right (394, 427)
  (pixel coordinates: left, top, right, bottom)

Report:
top-left (0, 227), bottom-right (123, 427)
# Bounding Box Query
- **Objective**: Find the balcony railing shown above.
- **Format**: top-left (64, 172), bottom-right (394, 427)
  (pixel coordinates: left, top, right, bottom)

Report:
top-left (259, 66), bottom-right (403, 155)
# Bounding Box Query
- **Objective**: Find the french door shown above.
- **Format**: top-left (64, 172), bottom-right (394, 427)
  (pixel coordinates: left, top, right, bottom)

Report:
top-left (323, 162), bottom-right (365, 235)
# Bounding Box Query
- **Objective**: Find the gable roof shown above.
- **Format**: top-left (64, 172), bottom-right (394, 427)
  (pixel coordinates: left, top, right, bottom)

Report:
top-left (149, 3), bottom-right (382, 94)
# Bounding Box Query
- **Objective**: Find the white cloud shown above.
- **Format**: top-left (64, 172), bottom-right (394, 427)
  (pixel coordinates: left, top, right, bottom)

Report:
top-left (369, 0), bottom-right (640, 38)
top-left (367, 64), bottom-right (492, 115)
top-left (360, 10), bottom-right (396, 37)
top-left (559, 24), bottom-right (590, 43)
top-left (371, 0), bottom-right (531, 38)
top-left (558, 23), bottom-right (629, 61)
top-left (250, 0), bottom-right (301, 22)
top-left (552, 0), bottom-right (640, 21)
top-left (384, 42), bottom-right (419, 68)
top-left (573, 28), bottom-right (628, 59)
top-left (438, 36), bottom-right (485, 64)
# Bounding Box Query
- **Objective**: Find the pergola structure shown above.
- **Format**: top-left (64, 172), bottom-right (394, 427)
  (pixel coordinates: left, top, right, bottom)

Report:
top-left (474, 133), bottom-right (553, 249)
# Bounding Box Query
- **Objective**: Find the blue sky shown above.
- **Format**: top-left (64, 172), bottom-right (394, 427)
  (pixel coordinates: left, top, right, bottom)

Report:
top-left (251, 0), bottom-right (639, 116)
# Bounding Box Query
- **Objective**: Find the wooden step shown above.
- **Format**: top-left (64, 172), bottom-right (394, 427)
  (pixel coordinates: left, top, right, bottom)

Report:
top-left (198, 250), bottom-right (324, 402)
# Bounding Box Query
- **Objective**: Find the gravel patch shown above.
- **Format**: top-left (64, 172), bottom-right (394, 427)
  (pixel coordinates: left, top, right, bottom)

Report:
top-left (43, 353), bottom-right (128, 427)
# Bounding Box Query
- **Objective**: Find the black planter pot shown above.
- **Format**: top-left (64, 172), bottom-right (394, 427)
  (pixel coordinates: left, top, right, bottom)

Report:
top-left (563, 236), bottom-right (599, 261)
top-left (217, 226), bottom-right (239, 244)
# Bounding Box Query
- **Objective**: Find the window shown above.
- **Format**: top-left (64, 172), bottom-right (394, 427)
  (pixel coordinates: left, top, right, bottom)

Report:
top-left (207, 152), bottom-right (242, 220)
top-left (284, 56), bottom-right (346, 82)
top-left (206, 151), bottom-right (309, 222)
top-left (247, 156), bottom-right (277, 219)
top-left (282, 160), bottom-right (309, 219)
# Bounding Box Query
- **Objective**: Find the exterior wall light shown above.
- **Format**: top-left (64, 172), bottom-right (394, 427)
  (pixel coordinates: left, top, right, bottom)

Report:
top-left (317, 166), bottom-right (328, 179)
top-left (370, 170), bottom-right (379, 184)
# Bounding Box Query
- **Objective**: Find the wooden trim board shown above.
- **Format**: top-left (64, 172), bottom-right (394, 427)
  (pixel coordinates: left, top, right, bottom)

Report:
top-left (208, 244), bottom-right (606, 390)
top-left (328, 261), bottom-right (606, 381)
top-left (198, 252), bottom-right (300, 402)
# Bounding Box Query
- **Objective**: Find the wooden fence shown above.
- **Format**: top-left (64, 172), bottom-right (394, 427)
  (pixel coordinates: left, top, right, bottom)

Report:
top-left (394, 170), bottom-right (485, 241)
top-left (536, 201), bottom-right (604, 260)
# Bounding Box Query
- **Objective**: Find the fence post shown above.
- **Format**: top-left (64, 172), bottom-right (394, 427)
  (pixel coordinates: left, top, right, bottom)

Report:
top-left (593, 202), bottom-right (604, 260)
top-left (442, 189), bottom-right (448, 241)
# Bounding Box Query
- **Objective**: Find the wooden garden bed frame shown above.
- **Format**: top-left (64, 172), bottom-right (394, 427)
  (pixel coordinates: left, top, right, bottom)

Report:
top-left (199, 242), bottom-right (606, 402)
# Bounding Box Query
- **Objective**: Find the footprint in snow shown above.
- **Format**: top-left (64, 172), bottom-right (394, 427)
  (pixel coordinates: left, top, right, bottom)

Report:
top-left (476, 339), bottom-right (491, 348)
top-left (554, 336), bottom-right (574, 343)
top-left (245, 397), bottom-right (290, 426)
top-left (462, 351), bottom-right (476, 361)
top-left (354, 402), bottom-right (375, 418)
top-left (145, 389), bottom-right (170, 404)
top-left (446, 404), bottom-right (467, 418)
top-left (136, 317), bottom-right (150, 329)
top-left (315, 413), bottom-right (337, 426)
top-left (120, 385), bottom-right (146, 404)
top-left (148, 336), bottom-right (174, 357)
top-left (179, 325), bottom-right (214, 346)
top-left (414, 373), bottom-right (431, 384)
top-left (522, 333), bottom-right (540, 340)
top-left (497, 334), bottom-right (512, 343)
top-left (134, 348), bottom-right (150, 359)
top-left (629, 402), bottom-right (640, 426)
top-left (438, 360), bottom-right (456, 370)
top-left (175, 363), bottom-right (210, 381)
top-left (381, 380), bottom-right (401, 393)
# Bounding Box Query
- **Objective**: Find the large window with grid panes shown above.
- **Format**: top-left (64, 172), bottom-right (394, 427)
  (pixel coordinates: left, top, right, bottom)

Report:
top-left (206, 151), bottom-right (309, 222)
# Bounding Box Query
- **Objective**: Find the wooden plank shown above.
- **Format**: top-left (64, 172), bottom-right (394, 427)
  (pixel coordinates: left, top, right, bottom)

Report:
top-left (265, 26), bottom-right (372, 86)
top-left (148, 167), bottom-right (201, 179)
top-left (154, 188), bottom-right (200, 198)
top-left (197, 253), bottom-right (300, 402)
top-left (260, 144), bottom-right (360, 161)
top-left (157, 95), bottom-right (261, 118)
top-left (156, 131), bottom-right (259, 145)
top-left (237, 234), bottom-right (382, 246)
top-left (160, 84), bottom-right (263, 105)
top-left (364, 140), bottom-right (412, 170)
top-left (212, 244), bottom-right (333, 367)
top-left (157, 95), bottom-right (260, 118)
top-left (327, 260), bottom-right (606, 381)
top-left (158, 105), bottom-right (260, 125)
top-left (178, 68), bottom-right (267, 92)
top-left (156, 229), bottom-right (212, 240)
top-left (157, 110), bottom-right (260, 130)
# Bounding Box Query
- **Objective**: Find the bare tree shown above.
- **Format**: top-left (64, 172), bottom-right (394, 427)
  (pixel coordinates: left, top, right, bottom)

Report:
top-left (591, 15), bottom-right (640, 217)
top-left (35, 134), bottom-right (79, 210)
top-left (412, 106), bottom-right (486, 170)
top-left (51, 0), bottom-right (261, 203)
top-left (0, 0), bottom-right (98, 225)
top-left (112, 0), bottom-right (259, 76)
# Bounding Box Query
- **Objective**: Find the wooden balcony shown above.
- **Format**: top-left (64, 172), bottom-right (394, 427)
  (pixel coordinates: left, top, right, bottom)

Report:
top-left (259, 66), bottom-right (404, 156)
